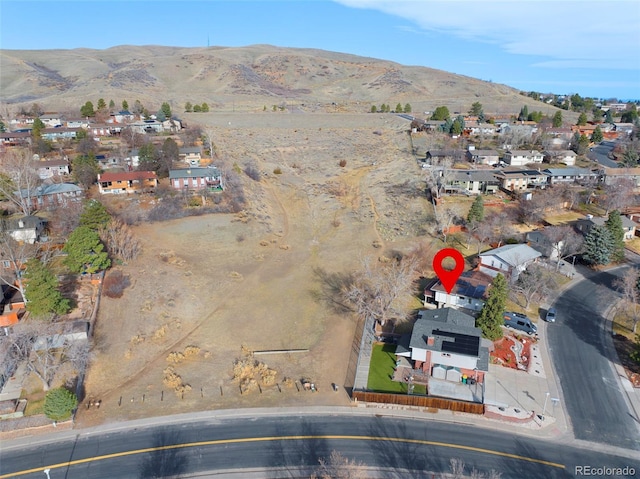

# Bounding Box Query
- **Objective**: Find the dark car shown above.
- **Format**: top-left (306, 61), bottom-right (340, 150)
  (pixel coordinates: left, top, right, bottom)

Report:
top-left (545, 307), bottom-right (557, 323)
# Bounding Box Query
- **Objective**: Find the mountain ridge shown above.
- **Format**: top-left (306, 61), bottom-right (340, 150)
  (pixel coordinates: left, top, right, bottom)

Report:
top-left (0, 44), bottom-right (549, 115)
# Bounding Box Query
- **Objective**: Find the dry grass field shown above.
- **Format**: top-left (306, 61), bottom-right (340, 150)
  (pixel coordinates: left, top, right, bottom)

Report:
top-left (76, 112), bottom-right (437, 426)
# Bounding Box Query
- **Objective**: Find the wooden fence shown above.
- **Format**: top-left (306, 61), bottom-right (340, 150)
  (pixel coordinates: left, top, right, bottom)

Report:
top-left (352, 390), bottom-right (485, 415)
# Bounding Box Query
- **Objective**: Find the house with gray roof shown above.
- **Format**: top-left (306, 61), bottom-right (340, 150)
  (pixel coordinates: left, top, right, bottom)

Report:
top-left (478, 244), bottom-right (542, 281)
top-left (576, 214), bottom-right (637, 241)
top-left (395, 308), bottom-right (489, 403)
top-left (169, 166), bottom-right (223, 191)
top-left (542, 167), bottom-right (596, 185)
top-left (465, 149), bottom-right (500, 166)
top-left (443, 170), bottom-right (500, 195)
top-left (19, 183), bottom-right (83, 210)
top-left (426, 270), bottom-right (493, 312)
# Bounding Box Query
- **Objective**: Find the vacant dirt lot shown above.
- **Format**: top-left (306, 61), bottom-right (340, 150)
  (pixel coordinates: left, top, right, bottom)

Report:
top-left (77, 113), bottom-right (434, 426)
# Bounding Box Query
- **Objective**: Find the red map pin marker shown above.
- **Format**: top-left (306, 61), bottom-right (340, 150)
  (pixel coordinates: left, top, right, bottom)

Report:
top-left (433, 248), bottom-right (465, 294)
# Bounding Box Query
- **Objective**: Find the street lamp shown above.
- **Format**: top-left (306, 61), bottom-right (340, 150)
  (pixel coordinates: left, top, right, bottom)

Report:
top-left (542, 392), bottom-right (550, 419)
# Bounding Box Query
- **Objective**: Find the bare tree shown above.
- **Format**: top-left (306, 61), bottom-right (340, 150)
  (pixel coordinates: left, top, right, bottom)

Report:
top-left (99, 218), bottom-right (141, 262)
top-left (4, 321), bottom-right (91, 391)
top-left (311, 450), bottom-right (367, 479)
top-left (0, 233), bottom-right (37, 298)
top-left (510, 263), bottom-right (557, 310)
top-left (0, 148), bottom-right (41, 216)
top-left (343, 255), bottom-right (418, 326)
top-left (602, 178), bottom-right (635, 214)
top-left (613, 267), bottom-right (640, 334)
top-left (542, 225), bottom-right (584, 270)
top-left (436, 203), bottom-right (462, 244)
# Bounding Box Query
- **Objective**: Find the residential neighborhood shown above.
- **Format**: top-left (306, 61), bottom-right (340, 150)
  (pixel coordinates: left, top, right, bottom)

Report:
top-left (0, 86), bottom-right (639, 477)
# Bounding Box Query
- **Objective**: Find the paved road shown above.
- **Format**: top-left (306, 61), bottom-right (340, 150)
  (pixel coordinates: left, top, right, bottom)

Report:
top-left (2, 414), bottom-right (639, 478)
top-left (587, 141), bottom-right (617, 168)
top-left (548, 268), bottom-right (640, 450)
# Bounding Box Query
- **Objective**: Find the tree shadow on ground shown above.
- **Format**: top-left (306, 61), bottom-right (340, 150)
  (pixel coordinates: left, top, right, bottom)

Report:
top-left (138, 430), bottom-right (188, 479)
top-left (310, 266), bottom-right (356, 314)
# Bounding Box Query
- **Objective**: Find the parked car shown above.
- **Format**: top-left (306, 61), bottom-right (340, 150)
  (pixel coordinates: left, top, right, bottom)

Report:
top-left (545, 307), bottom-right (557, 323)
top-left (503, 311), bottom-right (538, 335)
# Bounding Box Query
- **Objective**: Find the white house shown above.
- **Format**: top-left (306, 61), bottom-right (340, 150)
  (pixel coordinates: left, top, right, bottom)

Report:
top-left (34, 159), bottom-right (70, 180)
top-left (394, 308), bottom-right (489, 403)
top-left (503, 150), bottom-right (544, 166)
top-left (478, 244), bottom-right (541, 281)
top-left (426, 270), bottom-right (493, 312)
top-left (0, 216), bottom-right (47, 244)
top-left (543, 150), bottom-right (577, 166)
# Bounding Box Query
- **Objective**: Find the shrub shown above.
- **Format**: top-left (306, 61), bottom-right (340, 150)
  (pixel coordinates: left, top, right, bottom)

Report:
top-left (244, 163), bottom-right (261, 181)
top-left (103, 270), bottom-right (131, 298)
top-left (44, 387), bottom-right (78, 421)
top-left (273, 167), bottom-right (282, 175)
top-left (339, 159), bottom-right (347, 167)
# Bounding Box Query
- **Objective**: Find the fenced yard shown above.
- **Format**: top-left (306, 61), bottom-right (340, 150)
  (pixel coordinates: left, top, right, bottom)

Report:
top-left (367, 343), bottom-right (426, 395)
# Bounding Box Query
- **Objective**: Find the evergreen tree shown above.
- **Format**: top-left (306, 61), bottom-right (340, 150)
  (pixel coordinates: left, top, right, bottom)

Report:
top-left (583, 225), bottom-right (614, 266)
top-left (31, 118), bottom-right (45, 140)
top-left (370, 105), bottom-right (377, 113)
top-left (161, 102), bottom-right (172, 119)
top-left (577, 112), bottom-right (588, 126)
top-left (621, 148), bottom-right (639, 167)
top-left (24, 258), bottom-right (70, 318)
top-left (80, 101), bottom-right (95, 117)
top-left (451, 116), bottom-right (464, 135)
top-left (63, 226), bottom-right (111, 274)
top-left (552, 110), bottom-right (563, 127)
top-left (108, 99), bottom-right (115, 109)
top-left (122, 100), bottom-right (129, 111)
top-left (431, 106), bottom-right (450, 121)
top-left (571, 133), bottom-right (590, 155)
top-left (44, 387), bottom-right (78, 421)
top-left (138, 142), bottom-right (159, 172)
top-left (201, 103), bottom-right (209, 112)
top-left (79, 199), bottom-right (111, 231)
top-left (185, 102), bottom-right (193, 112)
top-left (605, 210), bottom-right (626, 263)
top-left (96, 98), bottom-right (107, 111)
top-left (0, 120), bottom-right (6, 133)
top-left (518, 105), bottom-right (529, 121)
top-left (469, 101), bottom-right (483, 117)
top-left (72, 154), bottom-right (100, 189)
top-left (476, 273), bottom-right (507, 340)
top-left (395, 103), bottom-right (403, 113)
top-left (403, 103), bottom-right (412, 113)
top-left (591, 125), bottom-right (603, 143)
top-left (467, 195), bottom-right (485, 223)
top-left (193, 104), bottom-right (202, 112)
top-left (605, 109), bottom-right (614, 124)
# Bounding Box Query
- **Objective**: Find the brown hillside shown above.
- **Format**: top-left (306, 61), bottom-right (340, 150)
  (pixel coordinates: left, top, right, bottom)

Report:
top-left (0, 44), bottom-right (556, 115)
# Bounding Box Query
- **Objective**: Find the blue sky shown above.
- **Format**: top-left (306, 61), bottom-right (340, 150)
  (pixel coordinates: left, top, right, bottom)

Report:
top-left (1, 0), bottom-right (639, 100)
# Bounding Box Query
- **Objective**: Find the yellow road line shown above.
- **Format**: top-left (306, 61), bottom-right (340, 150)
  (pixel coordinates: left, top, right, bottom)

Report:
top-left (0, 434), bottom-right (565, 477)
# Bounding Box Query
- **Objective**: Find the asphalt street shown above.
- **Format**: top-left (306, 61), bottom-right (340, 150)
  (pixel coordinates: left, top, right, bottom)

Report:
top-left (587, 141), bottom-right (617, 168)
top-left (2, 414), bottom-right (639, 478)
top-left (548, 267), bottom-right (640, 451)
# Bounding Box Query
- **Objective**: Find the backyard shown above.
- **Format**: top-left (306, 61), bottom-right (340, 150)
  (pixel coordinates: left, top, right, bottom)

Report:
top-left (367, 343), bottom-right (426, 395)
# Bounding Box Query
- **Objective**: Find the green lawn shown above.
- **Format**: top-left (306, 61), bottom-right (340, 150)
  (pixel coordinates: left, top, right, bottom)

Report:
top-left (367, 343), bottom-right (426, 394)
